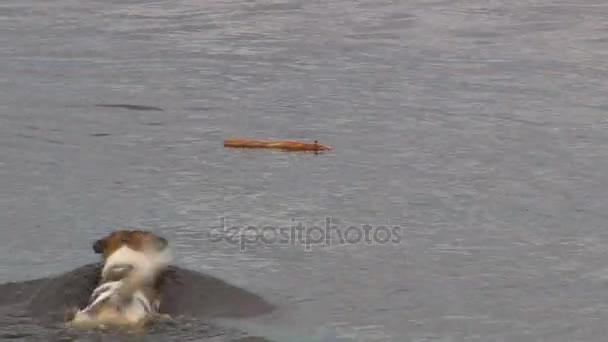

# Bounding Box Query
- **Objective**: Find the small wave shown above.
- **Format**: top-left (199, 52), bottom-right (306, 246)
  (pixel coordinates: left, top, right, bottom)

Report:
top-left (95, 104), bottom-right (164, 112)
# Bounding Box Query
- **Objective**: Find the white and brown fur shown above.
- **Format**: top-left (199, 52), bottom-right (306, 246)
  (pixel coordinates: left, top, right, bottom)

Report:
top-left (67, 230), bottom-right (172, 329)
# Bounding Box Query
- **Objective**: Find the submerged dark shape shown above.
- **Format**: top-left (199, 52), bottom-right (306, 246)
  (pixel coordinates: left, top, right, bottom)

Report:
top-left (0, 263), bottom-right (274, 324)
top-left (95, 104), bottom-right (164, 111)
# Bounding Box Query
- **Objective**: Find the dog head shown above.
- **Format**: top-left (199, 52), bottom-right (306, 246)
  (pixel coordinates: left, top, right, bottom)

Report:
top-left (93, 230), bottom-right (171, 282)
top-left (93, 230), bottom-right (168, 258)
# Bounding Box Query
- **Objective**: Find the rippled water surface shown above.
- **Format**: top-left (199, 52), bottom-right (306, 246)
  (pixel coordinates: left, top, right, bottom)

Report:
top-left (2, 0), bottom-right (608, 341)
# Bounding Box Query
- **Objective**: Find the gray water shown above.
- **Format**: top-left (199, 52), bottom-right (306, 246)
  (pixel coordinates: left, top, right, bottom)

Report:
top-left (2, 0), bottom-right (608, 341)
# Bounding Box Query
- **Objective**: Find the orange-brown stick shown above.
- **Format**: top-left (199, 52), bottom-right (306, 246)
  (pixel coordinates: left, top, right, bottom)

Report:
top-left (224, 138), bottom-right (331, 152)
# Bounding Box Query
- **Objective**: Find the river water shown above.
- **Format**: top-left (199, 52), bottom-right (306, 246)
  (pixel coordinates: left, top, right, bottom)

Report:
top-left (2, 0), bottom-right (608, 341)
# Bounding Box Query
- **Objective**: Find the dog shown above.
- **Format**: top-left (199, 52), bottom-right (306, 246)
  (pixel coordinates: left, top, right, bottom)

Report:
top-left (67, 230), bottom-right (172, 329)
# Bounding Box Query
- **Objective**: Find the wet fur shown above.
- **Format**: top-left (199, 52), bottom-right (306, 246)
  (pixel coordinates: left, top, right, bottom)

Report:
top-left (67, 231), bottom-right (172, 329)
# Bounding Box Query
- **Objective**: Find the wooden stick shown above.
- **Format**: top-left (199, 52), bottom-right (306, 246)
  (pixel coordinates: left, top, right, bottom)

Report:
top-left (224, 138), bottom-right (331, 152)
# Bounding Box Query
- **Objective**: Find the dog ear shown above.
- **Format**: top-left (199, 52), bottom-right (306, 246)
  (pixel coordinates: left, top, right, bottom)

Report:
top-left (93, 239), bottom-right (105, 254)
